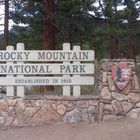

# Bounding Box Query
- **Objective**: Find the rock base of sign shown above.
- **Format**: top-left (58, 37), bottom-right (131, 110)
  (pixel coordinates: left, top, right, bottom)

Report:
top-left (0, 59), bottom-right (140, 128)
top-left (98, 59), bottom-right (140, 121)
top-left (0, 95), bottom-right (99, 128)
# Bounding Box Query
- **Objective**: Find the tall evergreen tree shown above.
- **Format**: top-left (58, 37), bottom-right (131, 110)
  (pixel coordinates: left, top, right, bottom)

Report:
top-left (42, 0), bottom-right (55, 50)
top-left (125, 0), bottom-right (139, 59)
top-left (6, 0), bottom-right (140, 59)
top-left (4, 0), bottom-right (9, 48)
top-left (9, 0), bottom-right (43, 49)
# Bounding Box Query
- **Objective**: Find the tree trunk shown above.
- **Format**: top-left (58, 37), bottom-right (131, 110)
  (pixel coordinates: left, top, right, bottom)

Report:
top-left (41, 0), bottom-right (55, 93)
top-left (109, 36), bottom-right (118, 59)
top-left (126, 16), bottom-right (135, 59)
top-left (4, 0), bottom-right (9, 48)
top-left (80, 32), bottom-right (83, 49)
top-left (127, 33), bottom-right (135, 59)
top-left (125, 0), bottom-right (137, 59)
top-left (109, 20), bottom-right (118, 59)
top-left (43, 0), bottom-right (55, 50)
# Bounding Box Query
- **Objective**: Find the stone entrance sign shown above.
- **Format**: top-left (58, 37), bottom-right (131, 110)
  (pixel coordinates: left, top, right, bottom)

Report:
top-left (97, 59), bottom-right (140, 121)
top-left (112, 63), bottom-right (131, 90)
top-left (0, 59), bottom-right (140, 127)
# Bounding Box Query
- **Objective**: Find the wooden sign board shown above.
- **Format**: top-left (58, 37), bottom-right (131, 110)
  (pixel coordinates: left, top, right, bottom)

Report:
top-left (0, 76), bottom-right (94, 86)
top-left (0, 64), bottom-right (94, 75)
top-left (2, 44), bottom-right (95, 97)
top-left (0, 50), bottom-right (94, 62)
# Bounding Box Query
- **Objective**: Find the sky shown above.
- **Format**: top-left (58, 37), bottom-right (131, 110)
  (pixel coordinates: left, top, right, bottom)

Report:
top-left (0, 4), bottom-right (13, 33)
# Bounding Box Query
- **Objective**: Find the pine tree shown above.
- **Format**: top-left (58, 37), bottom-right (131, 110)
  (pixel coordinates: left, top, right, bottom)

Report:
top-left (4, 0), bottom-right (9, 48)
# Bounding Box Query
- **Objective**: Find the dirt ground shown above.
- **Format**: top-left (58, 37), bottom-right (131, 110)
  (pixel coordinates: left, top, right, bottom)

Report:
top-left (0, 118), bottom-right (140, 140)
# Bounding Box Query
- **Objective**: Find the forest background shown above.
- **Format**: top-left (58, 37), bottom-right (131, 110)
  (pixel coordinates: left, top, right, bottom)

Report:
top-left (0, 0), bottom-right (140, 60)
top-left (0, 0), bottom-right (140, 94)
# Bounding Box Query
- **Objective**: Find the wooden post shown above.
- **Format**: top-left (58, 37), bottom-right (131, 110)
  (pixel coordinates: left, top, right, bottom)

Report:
top-left (63, 43), bottom-right (71, 96)
top-left (16, 43), bottom-right (25, 97)
top-left (73, 46), bottom-right (81, 96)
top-left (6, 45), bottom-right (14, 96)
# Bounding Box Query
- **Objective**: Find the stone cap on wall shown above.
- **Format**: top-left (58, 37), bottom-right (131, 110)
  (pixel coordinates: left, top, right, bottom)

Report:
top-left (101, 59), bottom-right (135, 63)
top-left (23, 95), bottom-right (99, 101)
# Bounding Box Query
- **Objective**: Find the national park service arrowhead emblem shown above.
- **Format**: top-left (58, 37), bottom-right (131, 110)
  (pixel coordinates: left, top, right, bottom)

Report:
top-left (112, 63), bottom-right (131, 90)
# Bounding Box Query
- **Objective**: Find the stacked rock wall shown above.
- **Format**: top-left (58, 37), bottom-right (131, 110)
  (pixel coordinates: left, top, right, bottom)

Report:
top-left (0, 95), bottom-right (99, 127)
top-left (0, 59), bottom-right (140, 128)
top-left (98, 59), bottom-right (140, 121)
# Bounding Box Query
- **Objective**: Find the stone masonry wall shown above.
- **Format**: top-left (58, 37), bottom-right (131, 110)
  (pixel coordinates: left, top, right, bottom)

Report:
top-left (98, 59), bottom-right (140, 121)
top-left (0, 59), bottom-right (140, 128)
top-left (0, 95), bottom-right (99, 127)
